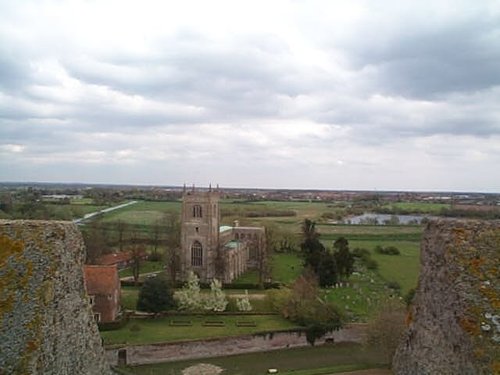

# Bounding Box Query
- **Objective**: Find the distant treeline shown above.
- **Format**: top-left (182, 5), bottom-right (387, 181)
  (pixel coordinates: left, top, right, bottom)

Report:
top-left (221, 208), bottom-right (296, 218)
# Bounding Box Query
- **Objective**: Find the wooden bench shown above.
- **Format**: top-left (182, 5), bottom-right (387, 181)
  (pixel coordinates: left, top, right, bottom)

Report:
top-left (169, 320), bottom-right (192, 326)
top-left (202, 320), bottom-right (225, 327)
top-left (236, 321), bottom-right (257, 327)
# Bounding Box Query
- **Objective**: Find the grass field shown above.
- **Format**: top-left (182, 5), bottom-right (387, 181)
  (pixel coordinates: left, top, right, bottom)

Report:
top-left (270, 253), bottom-right (303, 285)
top-left (349, 240), bottom-right (420, 295)
top-left (100, 201), bottom-right (180, 225)
top-left (101, 315), bottom-right (298, 346)
top-left (120, 342), bottom-right (387, 375)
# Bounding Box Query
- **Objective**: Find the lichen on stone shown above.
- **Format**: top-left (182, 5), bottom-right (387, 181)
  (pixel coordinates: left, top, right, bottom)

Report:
top-left (393, 219), bottom-right (500, 375)
top-left (0, 220), bottom-right (111, 375)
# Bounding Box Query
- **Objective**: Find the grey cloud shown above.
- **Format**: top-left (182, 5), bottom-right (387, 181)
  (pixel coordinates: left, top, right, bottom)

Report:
top-left (339, 10), bottom-right (500, 98)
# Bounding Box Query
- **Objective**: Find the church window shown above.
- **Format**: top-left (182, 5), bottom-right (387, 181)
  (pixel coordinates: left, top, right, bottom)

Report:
top-left (193, 205), bottom-right (202, 218)
top-left (191, 241), bottom-right (203, 266)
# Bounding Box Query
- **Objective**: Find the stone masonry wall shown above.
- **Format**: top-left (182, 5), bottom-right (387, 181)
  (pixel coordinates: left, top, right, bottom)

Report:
top-left (0, 220), bottom-right (111, 375)
top-left (393, 219), bottom-right (500, 375)
top-left (105, 325), bottom-right (366, 366)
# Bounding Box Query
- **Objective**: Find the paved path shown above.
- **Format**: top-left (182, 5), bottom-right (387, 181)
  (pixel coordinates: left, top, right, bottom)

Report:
top-left (73, 200), bottom-right (138, 224)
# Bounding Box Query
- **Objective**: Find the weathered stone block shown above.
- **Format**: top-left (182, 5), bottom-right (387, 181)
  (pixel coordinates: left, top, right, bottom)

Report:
top-left (0, 220), bottom-right (111, 375)
top-left (393, 219), bottom-right (500, 375)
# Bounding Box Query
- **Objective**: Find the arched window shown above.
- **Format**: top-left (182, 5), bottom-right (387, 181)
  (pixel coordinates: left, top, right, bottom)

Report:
top-left (191, 241), bottom-right (203, 267)
top-left (193, 205), bottom-right (202, 218)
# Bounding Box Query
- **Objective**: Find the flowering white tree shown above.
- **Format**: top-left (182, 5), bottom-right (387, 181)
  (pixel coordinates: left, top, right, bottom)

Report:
top-left (174, 272), bottom-right (228, 312)
top-left (174, 271), bottom-right (202, 311)
top-left (236, 290), bottom-right (253, 312)
top-left (204, 279), bottom-right (228, 312)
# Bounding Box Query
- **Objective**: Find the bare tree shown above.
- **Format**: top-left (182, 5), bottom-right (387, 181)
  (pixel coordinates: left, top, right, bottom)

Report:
top-left (365, 300), bottom-right (407, 365)
top-left (150, 222), bottom-right (162, 260)
top-left (163, 212), bottom-right (180, 285)
top-left (115, 220), bottom-right (129, 252)
top-left (82, 221), bottom-right (111, 264)
top-left (129, 230), bottom-right (144, 286)
top-left (257, 232), bottom-right (270, 288)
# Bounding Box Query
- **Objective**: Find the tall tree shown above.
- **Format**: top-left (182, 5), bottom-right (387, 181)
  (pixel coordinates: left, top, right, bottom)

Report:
top-left (282, 270), bottom-right (342, 346)
top-left (129, 230), bottom-right (144, 286)
top-left (115, 220), bottom-right (129, 252)
top-left (150, 222), bottom-right (162, 260)
top-left (163, 212), bottom-right (180, 285)
top-left (82, 221), bottom-right (110, 264)
top-left (333, 237), bottom-right (355, 281)
top-left (300, 219), bottom-right (337, 287)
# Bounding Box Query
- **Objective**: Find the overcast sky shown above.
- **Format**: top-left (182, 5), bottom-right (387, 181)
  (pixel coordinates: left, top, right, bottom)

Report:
top-left (1, 0), bottom-right (499, 192)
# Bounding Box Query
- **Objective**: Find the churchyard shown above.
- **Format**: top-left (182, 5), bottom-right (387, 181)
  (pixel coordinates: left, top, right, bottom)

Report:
top-left (95, 198), bottom-right (422, 348)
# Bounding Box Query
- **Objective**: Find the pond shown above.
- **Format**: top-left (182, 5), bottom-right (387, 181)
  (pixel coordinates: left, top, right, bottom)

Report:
top-left (343, 213), bottom-right (435, 225)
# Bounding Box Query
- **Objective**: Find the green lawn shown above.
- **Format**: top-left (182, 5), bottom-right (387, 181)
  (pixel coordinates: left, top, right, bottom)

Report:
top-left (121, 286), bottom-right (140, 310)
top-left (121, 342), bottom-right (387, 375)
top-left (119, 261), bottom-right (164, 278)
top-left (270, 253), bottom-right (303, 284)
top-left (233, 269), bottom-right (259, 284)
top-left (349, 240), bottom-right (420, 295)
top-left (101, 315), bottom-right (298, 346)
top-left (234, 252), bottom-right (304, 286)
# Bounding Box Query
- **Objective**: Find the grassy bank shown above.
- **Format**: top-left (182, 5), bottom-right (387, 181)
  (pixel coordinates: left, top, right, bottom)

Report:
top-left (120, 342), bottom-right (387, 375)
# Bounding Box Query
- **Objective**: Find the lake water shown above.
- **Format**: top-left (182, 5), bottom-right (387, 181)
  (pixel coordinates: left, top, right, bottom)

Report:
top-left (343, 213), bottom-right (434, 225)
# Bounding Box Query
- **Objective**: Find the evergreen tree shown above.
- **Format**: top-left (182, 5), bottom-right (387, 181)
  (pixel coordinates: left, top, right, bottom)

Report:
top-left (333, 237), bottom-right (355, 281)
top-left (136, 275), bottom-right (175, 313)
top-left (300, 219), bottom-right (338, 287)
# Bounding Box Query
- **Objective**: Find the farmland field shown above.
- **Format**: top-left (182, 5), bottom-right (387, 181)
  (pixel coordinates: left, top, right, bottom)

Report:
top-left (99, 201), bottom-right (180, 225)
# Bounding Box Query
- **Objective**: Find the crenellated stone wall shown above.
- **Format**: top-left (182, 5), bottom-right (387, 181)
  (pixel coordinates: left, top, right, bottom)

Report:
top-left (393, 219), bottom-right (500, 375)
top-left (0, 220), bottom-right (111, 375)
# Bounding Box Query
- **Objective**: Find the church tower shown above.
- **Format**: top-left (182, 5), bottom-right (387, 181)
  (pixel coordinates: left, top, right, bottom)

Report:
top-left (179, 186), bottom-right (220, 282)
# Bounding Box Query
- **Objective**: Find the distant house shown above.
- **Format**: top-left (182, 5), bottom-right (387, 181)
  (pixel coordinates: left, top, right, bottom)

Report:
top-left (83, 265), bottom-right (121, 323)
top-left (96, 250), bottom-right (147, 269)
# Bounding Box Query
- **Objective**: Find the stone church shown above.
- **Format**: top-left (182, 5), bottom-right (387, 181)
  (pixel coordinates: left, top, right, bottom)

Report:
top-left (179, 186), bottom-right (266, 283)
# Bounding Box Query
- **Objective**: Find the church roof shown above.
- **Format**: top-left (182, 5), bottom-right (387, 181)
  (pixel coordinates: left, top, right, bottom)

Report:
top-left (219, 225), bottom-right (232, 233)
top-left (223, 240), bottom-right (240, 249)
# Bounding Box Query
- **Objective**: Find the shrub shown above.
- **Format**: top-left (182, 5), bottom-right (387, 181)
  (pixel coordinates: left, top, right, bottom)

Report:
top-left (374, 245), bottom-right (401, 255)
top-left (404, 288), bottom-right (416, 306)
top-left (148, 252), bottom-right (163, 262)
top-left (386, 281), bottom-right (401, 291)
top-left (352, 247), bottom-right (370, 258)
top-left (136, 275), bottom-right (175, 313)
top-left (365, 258), bottom-right (379, 270)
top-left (236, 290), bottom-right (253, 312)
